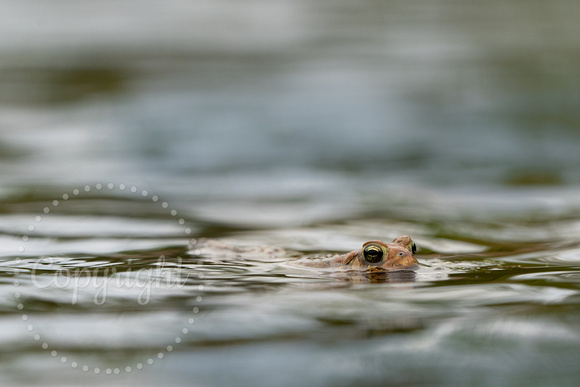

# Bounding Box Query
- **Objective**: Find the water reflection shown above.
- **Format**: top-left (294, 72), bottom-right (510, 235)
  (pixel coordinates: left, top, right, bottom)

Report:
top-left (325, 270), bottom-right (418, 284)
top-left (0, 192), bottom-right (579, 386)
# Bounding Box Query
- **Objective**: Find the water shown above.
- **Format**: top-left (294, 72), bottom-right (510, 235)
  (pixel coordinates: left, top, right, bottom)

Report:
top-left (2, 1), bottom-right (580, 386)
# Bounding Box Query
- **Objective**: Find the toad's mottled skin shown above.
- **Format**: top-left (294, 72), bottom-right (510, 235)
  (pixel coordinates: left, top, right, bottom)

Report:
top-left (295, 235), bottom-right (419, 272)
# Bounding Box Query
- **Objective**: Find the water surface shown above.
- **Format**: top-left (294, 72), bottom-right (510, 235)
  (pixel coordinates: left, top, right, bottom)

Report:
top-left (1, 1), bottom-right (580, 386)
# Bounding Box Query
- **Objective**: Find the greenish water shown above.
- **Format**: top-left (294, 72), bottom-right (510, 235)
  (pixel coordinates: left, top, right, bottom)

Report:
top-left (1, 1), bottom-right (580, 386)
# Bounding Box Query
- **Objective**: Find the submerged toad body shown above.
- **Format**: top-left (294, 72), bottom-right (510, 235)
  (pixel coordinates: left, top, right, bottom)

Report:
top-left (295, 235), bottom-right (419, 272)
top-left (190, 235), bottom-right (419, 273)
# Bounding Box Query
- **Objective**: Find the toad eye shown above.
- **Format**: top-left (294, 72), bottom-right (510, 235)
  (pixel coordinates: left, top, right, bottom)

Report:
top-left (363, 244), bottom-right (384, 263)
top-left (409, 241), bottom-right (417, 254)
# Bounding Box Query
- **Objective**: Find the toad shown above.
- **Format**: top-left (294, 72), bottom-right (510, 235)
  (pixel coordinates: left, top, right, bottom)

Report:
top-left (190, 235), bottom-right (419, 272)
top-left (294, 235), bottom-right (419, 272)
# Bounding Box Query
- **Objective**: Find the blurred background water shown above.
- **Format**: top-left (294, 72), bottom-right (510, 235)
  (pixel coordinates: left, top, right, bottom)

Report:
top-left (1, 0), bottom-right (580, 386)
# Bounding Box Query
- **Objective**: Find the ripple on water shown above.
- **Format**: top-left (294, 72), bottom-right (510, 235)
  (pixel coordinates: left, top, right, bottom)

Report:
top-left (498, 247), bottom-right (580, 266)
top-left (1, 190), bottom-right (580, 386)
